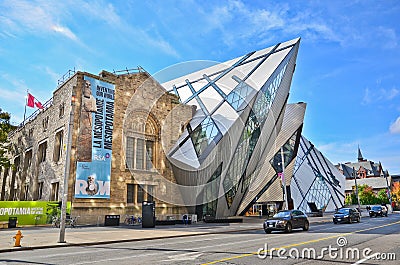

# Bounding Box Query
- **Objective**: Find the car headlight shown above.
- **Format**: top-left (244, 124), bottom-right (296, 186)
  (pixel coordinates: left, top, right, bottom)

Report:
top-left (344, 215), bottom-right (349, 218)
top-left (277, 220), bottom-right (287, 224)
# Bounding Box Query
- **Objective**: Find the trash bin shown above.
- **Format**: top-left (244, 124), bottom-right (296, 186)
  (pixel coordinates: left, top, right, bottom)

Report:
top-left (8, 217), bottom-right (17, 228)
top-left (104, 215), bottom-right (120, 226)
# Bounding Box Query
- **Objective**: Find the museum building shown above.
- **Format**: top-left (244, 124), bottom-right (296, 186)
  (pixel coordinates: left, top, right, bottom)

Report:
top-left (0, 37), bottom-right (347, 224)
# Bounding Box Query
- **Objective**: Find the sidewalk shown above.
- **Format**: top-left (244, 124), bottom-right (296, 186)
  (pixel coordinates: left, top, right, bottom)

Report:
top-left (0, 213), bottom-right (334, 253)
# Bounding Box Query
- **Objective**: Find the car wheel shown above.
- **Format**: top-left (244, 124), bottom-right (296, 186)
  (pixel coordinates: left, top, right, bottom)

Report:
top-left (303, 221), bottom-right (309, 231)
top-left (333, 221), bottom-right (337, 224)
top-left (264, 229), bottom-right (271, 234)
top-left (285, 222), bottom-right (292, 233)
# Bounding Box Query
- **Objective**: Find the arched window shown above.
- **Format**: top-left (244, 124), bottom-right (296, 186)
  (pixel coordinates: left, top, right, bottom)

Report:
top-left (125, 112), bottom-right (159, 171)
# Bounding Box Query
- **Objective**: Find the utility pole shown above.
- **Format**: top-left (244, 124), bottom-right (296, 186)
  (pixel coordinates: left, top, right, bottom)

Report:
top-left (352, 167), bottom-right (361, 211)
top-left (384, 173), bottom-right (393, 213)
top-left (280, 147), bottom-right (289, 210)
top-left (59, 90), bottom-right (76, 243)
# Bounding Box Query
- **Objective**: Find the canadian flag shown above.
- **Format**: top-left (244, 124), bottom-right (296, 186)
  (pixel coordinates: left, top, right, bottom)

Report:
top-left (27, 93), bottom-right (43, 109)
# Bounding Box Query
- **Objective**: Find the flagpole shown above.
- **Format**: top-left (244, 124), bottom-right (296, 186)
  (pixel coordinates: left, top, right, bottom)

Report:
top-left (23, 90), bottom-right (28, 126)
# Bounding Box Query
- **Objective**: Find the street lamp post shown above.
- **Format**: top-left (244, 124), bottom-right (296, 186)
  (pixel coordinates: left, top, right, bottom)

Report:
top-left (59, 91), bottom-right (76, 243)
top-left (352, 167), bottom-right (361, 211)
top-left (384, 173), bottom-right (393, 213)
top-left (280, 146), bottom-right (289, 210)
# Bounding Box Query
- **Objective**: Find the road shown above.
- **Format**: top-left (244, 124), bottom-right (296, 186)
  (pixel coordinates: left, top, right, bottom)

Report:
top-left (1, 214), bottom-right (399, 265)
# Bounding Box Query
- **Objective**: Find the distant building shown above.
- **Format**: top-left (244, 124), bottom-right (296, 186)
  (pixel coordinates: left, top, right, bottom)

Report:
top-left (335, 147), bottom-right (392, 200)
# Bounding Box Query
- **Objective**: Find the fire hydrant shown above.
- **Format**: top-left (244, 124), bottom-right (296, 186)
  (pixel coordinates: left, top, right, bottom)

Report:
top-left (13, 230), bottom-right (23, 247)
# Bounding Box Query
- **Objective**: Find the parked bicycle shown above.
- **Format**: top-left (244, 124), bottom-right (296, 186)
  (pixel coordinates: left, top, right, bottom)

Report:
top-left (66, 216), bottom-right (80, 228)
top-left (51, 215), bottom-right (79, 228)
top-left (52, 216), bottom-right (60, 228)
top-left (124, 215), bottom-right (142, 225)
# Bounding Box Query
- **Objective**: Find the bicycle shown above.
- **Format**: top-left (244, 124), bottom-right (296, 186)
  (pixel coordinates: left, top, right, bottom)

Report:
top-left (52, 216), bottom-right (60, 228)
top-left (66, 216), bottom-right (80, 228)
top-left (124, 215), bottom-right (142, 225)
top-left (124, 215), bottom-right (135, 225)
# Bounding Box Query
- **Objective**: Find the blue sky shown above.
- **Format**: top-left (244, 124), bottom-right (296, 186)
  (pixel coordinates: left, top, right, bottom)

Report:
top-left (0, 0), bottom-right (399, 174)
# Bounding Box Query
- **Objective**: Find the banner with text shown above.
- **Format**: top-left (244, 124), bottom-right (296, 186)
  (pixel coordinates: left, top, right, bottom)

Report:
top-left (75, 76), bottom-right (115, 199)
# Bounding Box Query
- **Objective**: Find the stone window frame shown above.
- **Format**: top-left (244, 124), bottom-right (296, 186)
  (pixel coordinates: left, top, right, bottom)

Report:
top-left (53, 128), bottom-right (64, 163)
top-left (42, 116), bottom-right (49, 132)
top-left (59, 103), bottom-right (65, 119)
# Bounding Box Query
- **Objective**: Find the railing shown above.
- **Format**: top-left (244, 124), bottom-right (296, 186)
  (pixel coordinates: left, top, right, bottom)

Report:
top-left (57, 68), bottom-right (76, 87)
top-left (112, 66), bottom-right (147, 75)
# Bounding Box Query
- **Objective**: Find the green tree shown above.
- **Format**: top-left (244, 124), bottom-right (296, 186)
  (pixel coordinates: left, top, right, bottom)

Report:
top-left (358, 184), bottom-right (378, 205)
top-left (0, 109), bottom-right (16, 168)
top-left (345, 193), bottom-right (358, 205)
top-left (377, 188), bottom-right (389, 204)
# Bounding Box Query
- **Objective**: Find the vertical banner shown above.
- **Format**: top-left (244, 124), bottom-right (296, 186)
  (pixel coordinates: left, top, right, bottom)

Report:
top-left (75, 76), bottom-right (115, 199)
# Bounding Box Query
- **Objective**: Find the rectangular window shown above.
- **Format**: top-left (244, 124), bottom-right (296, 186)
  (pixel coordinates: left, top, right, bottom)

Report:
top-left (38, 182), bottom-right (43, 199)
top-left (38, 141), bottom-right (47, 163)
top-left (59, 103), bottom-right (65, 118)
top-left (23, 185), bottom-right (29, 201)
top-left (126, 137), bottom-right (134, 168)
top-left (146, 140), bottom-right (154, 170)
top-left (136, 139), bottom-right (144, 170)
top-left (51, 182), bottom-right (59, 201)
top-left (147, 185), bottom-right (154, 202)
top-left (127, 184), bottom-right (134, 203)
top-left (53, 130), bottom-right (63, 162)
top-left (28, 128), bottom-right (34, 138)
top-left (24, 150), bottom-right (32, 170)
top-left (137, 184), bottom-right (144, 203)
top-left (42, 116), bottom-right (49, 131)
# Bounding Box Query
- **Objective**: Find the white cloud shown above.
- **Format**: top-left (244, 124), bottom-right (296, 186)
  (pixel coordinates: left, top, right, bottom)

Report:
top-left (362, 87), bottom-right (399, 105)
top-left (390, 117), bottom-right (400, 134)
top-left (0, 0), bottom-right (78, 41)
top-left (51, 25), bottom-right (77, 41)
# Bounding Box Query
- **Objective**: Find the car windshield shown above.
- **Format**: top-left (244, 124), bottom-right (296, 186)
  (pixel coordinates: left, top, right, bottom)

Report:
top-left (337, 209), bottom-right (350, 214)
top-left (372, 206), bottom-right (381, 210)
top-left (273, 211), bottom-right (291, 218)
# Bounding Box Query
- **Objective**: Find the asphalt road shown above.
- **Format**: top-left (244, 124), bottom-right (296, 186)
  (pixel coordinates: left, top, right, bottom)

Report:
top-left (1, 214), bottom-right (399, 265)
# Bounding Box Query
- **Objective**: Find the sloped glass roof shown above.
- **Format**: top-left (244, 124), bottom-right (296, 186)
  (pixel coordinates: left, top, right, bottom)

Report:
top-left (164, 38), bottom-right (300, 163)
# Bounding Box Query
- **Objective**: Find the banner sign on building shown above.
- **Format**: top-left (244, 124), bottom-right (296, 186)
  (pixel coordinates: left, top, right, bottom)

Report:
top-left (0, 201), bottom-right (71, 225)
top-left (75, 75), bottom-right (115, 199)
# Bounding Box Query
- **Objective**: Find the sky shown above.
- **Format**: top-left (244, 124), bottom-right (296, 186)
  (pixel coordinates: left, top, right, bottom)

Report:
top-left (0, 0), bottom-right (399, 174)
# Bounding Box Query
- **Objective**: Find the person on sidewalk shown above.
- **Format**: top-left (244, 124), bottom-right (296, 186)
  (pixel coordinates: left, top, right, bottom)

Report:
top-left (183, 214), bottom-right (188, 225)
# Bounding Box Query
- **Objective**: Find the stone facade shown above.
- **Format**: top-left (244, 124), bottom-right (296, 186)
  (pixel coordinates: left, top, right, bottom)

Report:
top-left (1, 69), bottom-right (194, 224)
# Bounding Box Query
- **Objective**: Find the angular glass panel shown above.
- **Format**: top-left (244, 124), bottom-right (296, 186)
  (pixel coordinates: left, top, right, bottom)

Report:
top-left (270, 131), bottom-right (298, 173)
top-left (226, 78), bottom-right (255, 111)
top-left (200, 163), bottom-right (222, 218)
top-left (190, 117), bottom-right (221, 157)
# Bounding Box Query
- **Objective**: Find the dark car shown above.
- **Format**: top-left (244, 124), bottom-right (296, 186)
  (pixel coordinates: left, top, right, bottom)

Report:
top-left (369, 205), bottom-right (388, 217)
top-left (263, 210), bottom-right (309, 234)
top-left (333, 208), bottom-right (360, 224)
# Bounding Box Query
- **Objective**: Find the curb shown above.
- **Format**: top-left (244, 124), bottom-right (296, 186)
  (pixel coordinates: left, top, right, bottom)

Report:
top-left (0, 218), bottom-right (333, 253)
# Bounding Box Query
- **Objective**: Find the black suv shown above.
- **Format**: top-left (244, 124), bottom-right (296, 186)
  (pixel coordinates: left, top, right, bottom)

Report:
top-left (263, 210), bottom-right (309, 234)
top-left (333, 208), bottom-right (361, 224)
top-left (369, 205), bottom-right (388, 217)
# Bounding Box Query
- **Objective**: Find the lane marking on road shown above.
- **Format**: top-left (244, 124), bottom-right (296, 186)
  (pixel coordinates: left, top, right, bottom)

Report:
top-left (201, 219), bottom-right (400, 265)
